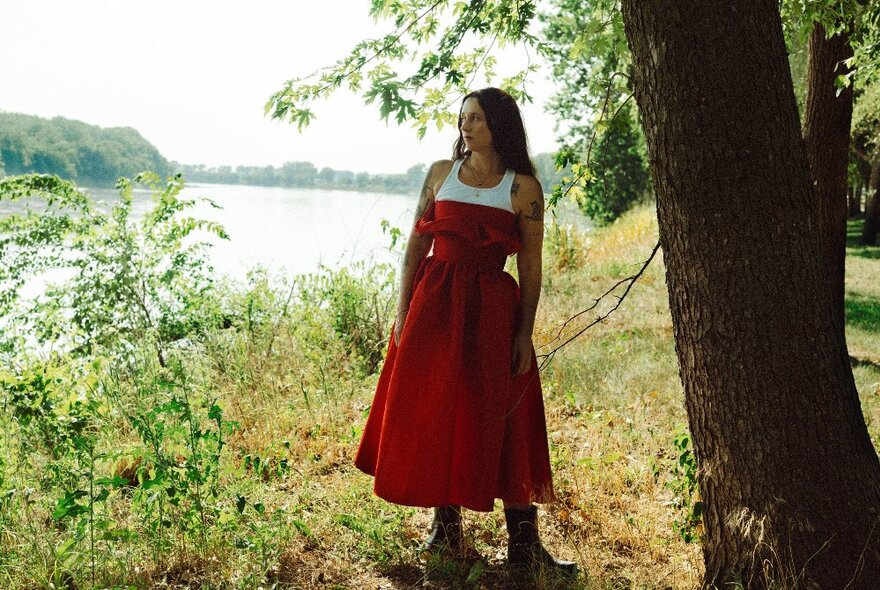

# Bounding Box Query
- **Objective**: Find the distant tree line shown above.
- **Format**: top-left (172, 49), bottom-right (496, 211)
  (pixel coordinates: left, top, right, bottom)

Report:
top-left (0, 110), bottom-right (566, 196)
top-left (174, 161), bottom-right (427, 194)
top-left (175, 152), bottom-right (565, 195)
top-left (0, 112), bottom-right (171, 187)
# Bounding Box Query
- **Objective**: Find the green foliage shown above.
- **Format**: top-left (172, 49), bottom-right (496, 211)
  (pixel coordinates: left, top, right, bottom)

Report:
top-left (541, 1), bottom-right (649, 223)
top-left (120, 356), bottom-right (238, 559)
top-left (298, 261), bottom-right (397, 375)
top-left (267, 1), bottom-right (547, 138)
top-left (381, 218), bottom-right (404, 249)
top-left (1, 356), bottom-right (122, 584)
top-left (0, 112), bottom-right (171, 186)
top-left (0, 173), bottom-right (227, 365)
top-left (545, 219), bottom-right (587, 272)
top-left (780, 0), bottom-right (880, 85)
top-left (0, 171), bottom-right (409, 587)
top-left (575, 101), bottom-right (649, 225)
top-left (0, 361), bottom-right (100, 462)
top-left (853, 80), bottom-right (880, 160)
top-left (0, 172), bottom-right (249, 584)
top-left (663, 428), bottom-right (703, 545)
top-left (540, 0), bottom-right (628, 144)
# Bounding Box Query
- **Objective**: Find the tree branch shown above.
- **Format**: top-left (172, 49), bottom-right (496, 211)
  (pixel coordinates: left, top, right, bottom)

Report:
top-left (536, 239), bottom-right (660, 370)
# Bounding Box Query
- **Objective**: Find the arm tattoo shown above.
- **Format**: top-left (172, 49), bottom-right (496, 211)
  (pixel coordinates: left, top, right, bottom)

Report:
top-left (525, 200), bottom-right (543, 222)
top-left (414, 167), bottom-right (433, 220)
top-left (511, 181), bottom-right (520, 196)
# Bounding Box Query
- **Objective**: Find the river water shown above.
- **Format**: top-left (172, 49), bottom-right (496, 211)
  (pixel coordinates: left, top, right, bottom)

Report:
top-left (90, 182), bottom-right (417, 279)
top-left (3, 181), bottom-right (590, 283)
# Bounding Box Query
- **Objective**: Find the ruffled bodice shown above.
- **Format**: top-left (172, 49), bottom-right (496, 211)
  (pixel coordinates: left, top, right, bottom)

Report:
top-left (415, 199), bottom-right (521, 271)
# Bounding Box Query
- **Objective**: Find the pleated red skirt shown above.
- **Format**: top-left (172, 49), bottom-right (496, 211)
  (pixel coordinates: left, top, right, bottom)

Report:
top-left (354, 200), bottom-right (554, 512)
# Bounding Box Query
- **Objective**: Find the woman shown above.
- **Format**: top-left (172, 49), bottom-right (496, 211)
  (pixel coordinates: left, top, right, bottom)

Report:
top-left (354, 87), bottom-right (575, 574)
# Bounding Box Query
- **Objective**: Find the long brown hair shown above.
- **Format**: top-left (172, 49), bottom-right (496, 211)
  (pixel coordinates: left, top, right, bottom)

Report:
top-left (452, 87), bottom-right (535, 175)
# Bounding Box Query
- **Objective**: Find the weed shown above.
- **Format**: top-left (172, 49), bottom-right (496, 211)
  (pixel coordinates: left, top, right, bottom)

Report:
top-left (665, 428), bottom-right (703, 545)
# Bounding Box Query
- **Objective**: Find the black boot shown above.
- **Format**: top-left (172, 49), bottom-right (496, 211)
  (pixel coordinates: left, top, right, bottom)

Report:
top-left (420, 505), bottom-right (462, 555)
top-left (504, 505), bottom-right (577, 576)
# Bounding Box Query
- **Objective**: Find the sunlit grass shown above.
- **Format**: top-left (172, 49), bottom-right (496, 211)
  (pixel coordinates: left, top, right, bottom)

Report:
top-left (1, 205), bottom-right (878, 589)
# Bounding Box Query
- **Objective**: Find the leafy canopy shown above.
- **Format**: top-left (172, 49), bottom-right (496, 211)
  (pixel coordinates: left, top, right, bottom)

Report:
top-left (266, 1), bottom-right (548, 137)
top-left (268, 0), bottom-right (880, 135)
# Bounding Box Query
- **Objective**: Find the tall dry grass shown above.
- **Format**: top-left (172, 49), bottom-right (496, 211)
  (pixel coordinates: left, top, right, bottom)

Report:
top-left (1, 206), bottom-right (878, 590)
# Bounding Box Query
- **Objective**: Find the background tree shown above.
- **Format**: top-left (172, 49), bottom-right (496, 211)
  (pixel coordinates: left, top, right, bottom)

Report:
top-left (803, 20), bottom-right (854, 332)
top-left (0, 112), bottom-right (170, 186)
top-left (541, 0), bottom-right (650, 224)
top-left (791, 0), bottom-right (880, 331)
top-left (577, 101), bottom-right (649, 224)
top-left (848, 154), bottom-right (870, 216)
top-left (853, 81), bottom-right (880, 245)
top-left (620, 1), bottom-right (880, 585)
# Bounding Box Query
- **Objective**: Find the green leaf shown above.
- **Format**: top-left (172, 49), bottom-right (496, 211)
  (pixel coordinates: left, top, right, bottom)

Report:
top-left (208, 403), bottom-right (223, 421)
top-left (94, 475), bottom-right (131, 488)
top-left (292, 518), bottom-right (315, 540)
top-left (52, 490), bottom-right (89, 520)
top-left (466, 559), bottom-right (487, 584)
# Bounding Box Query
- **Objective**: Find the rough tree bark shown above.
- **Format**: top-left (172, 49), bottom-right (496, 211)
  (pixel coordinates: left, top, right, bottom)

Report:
top-left (803, 22), bottom-right (853, 333)
top-left (619, 2), bottom-right (880, 587)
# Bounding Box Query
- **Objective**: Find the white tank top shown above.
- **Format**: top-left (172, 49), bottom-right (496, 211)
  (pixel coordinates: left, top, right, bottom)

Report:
top-left (435, 158), bottom-right (516, 213)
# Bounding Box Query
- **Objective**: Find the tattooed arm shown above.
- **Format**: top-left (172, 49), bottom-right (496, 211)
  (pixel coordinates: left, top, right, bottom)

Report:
top-left (510, 173), bottom-right (545, 375)
top-left (393, 160), bottom-right (450, 345)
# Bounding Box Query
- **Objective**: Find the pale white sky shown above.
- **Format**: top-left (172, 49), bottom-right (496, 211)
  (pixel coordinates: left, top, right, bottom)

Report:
top-left (0, 0), bottom-right (560, 174)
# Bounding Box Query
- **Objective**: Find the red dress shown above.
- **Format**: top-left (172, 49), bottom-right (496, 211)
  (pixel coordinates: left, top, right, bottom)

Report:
top-left (354, 198), bottom-right (555, 512)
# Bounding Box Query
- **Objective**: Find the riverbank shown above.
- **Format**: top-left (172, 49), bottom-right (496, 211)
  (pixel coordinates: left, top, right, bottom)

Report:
top-left (0, 203), bottom-right (877, 589)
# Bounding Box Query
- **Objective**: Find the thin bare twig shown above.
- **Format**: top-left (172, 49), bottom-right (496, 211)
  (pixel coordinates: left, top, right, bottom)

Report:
top-left (536, 239), bottom-right (660, 370)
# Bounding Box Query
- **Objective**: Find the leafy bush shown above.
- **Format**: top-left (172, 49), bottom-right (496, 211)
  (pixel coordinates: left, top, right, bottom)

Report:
top-left (0, 172), bottom-right (227, 365)
top-left (297, 261), bottom-right (396, 375)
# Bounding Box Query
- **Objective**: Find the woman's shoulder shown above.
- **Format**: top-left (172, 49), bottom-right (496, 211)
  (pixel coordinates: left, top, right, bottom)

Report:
top-left (428, 159), bottom-right (455, 176)
top-left (511, 172), bottom-right (543, 200)
top-left (426, 159), bottom-right (455, 191)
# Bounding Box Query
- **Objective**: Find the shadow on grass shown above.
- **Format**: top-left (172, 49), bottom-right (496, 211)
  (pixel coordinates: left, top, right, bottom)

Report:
top-left (850, 355), bottom-right (880, 372)
top-left (846, 292), bottom-right (880, 333)
top-left (380, 557), bottom-right (585, 590)
top-left (379, 562), bottom-right (428, 588)
top-left (846, 218), bottom-right (880, 259)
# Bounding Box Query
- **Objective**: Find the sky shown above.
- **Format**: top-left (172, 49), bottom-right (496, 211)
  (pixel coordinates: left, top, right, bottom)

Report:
top-left (0, 1), bottom-right (561, 174)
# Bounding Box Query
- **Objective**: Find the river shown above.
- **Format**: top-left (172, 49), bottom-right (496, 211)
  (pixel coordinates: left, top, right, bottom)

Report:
top-left (3, 181), bottom-right (590, 283)
top-left (88, 182), bottom-right (416, 279)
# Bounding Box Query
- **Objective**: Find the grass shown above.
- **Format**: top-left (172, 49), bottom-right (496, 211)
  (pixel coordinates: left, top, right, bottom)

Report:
top-left (0, 206), bottom-right (878, 589)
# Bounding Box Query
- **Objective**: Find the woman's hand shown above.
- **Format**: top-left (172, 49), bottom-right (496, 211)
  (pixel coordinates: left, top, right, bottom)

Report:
top-left (393, 308), bottom-right (408, 346)
top-left (511, 330), bottom-right (533, 376)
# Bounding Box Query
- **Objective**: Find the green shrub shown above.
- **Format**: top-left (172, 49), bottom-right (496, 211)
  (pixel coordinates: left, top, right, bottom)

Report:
top-left (0, 172), bottom-right (227, 366)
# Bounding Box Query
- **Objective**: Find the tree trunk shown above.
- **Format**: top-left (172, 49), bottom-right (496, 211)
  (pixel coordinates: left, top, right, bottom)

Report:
top-left (803, 22), bottom-right (853, 334)
top-left (849, 181), bottom-right (863, 217)
top-left (619, 2), bottom-right (880, 587)
top-left (862, 161), bottom-right (880, 245)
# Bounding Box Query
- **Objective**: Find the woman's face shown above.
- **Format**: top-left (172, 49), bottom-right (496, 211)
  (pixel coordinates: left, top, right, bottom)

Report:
top-left (459, 97), bottom-right (492, 153)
